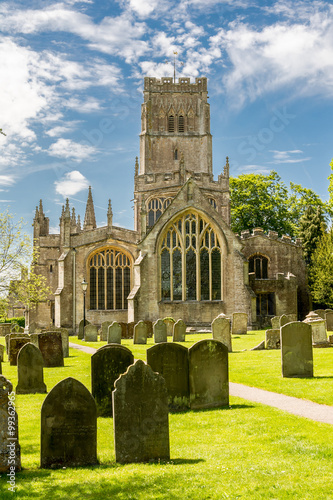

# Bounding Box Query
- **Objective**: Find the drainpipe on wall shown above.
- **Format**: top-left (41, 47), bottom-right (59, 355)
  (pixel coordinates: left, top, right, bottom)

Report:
top-left (72, 248), bottom-right (76, 334)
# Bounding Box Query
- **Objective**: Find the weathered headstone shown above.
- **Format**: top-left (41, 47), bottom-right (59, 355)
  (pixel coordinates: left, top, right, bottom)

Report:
top-left (127, 322), bottom-right (135, 339)
top-left (265, 329), bottom-right (280, 349)
top-left (303, 312), bottom-right (328, 343)
top-left (0, 375), bottom-right (21, 473)
top-left (231, 313), bottom-right (248, 334)
top-left (326, 310), bottom-right (333, 331)
top-left (281, 322), bottom-right (313, 378)
top-left (163, 318), bottom-right (175, 337)
top-left (279, 314), bottom-right (289, 327)
top-left (314, 309), bottom-right (326, 319)
top-left (91, 344), bottom-right (134, 416)
top-left (153, 319), bottom-right (167, 343)
top-left (113, 359), bottom-right (170, 463)
top-left (147, 343), bottom-right (190, 411)
top-left (101, 321), bottom-right (111, 341)
top-left (6, 333), bottom-right (30, 355)
top-left (189, 339), bottom-right (229, 409)
top-left (41, 377), bottom-right (97, 468)
top-left (271, 316), bottom-right (280, 329)
top-left (133, 321), bottom-right (148, 344)
top-left (119, 322), bottom-right (129, 338)
top-left (0, 323), bottom-right (12, 337)
top-left (173, 319), bottom-right (186, 342)
top-left (144, 320), bottom-right (153, 338)
top-left (60, 329), bottom-right (69, 358)
top-left (16, 343), bottom-right (47, 394)
top-left (285, 313), bottom-right (297, 323)
top-left (78, 319), bottom-right (90, 340)
top-left (38, 332), bottom-right (64, 368)
top-left (84, 324), bottom-right (98, 342)
top-left (107, 321), bottom-right (122, 344)
top-left (212, 316), bottom-right (232, 352)
top-left (9, 337), bottom-right (31, 366)
top-left (0, 345), bottom-right (4, 363)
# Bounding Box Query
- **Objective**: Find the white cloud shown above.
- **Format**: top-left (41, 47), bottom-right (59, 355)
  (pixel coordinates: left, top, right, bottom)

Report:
top-left (269, 150), bottom-right (311, 163)
top-left (240, 165), bottom-right (272, 174)
top-left (48, 138), bottom-right (96, 161)
top-left (54, 170), bottom-right (89, 197)
top-left (0, 175), bottom-right (16, 186)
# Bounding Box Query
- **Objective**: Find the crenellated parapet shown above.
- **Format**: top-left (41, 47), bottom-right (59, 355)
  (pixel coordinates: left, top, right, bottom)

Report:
top-left (144, 77), bottom-right (207, 94)
top-left (240, 228), bottom-right (302, 246)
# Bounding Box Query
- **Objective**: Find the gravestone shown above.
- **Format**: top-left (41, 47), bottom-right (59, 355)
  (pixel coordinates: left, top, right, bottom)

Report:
top-left (78, 319), bottom-right (90, 340)
top-left (314, 309), bottom-right (326, 319)
top-left (281, 322), bottom-right (313, 378)
top-left (279, 314), bottom-right (289, 327)
top-left (6, 333), bottom-right (30, 355)
top-left (84, 324), bottom-right (98, 342)
top-left (9, 337), bottom-right (31, 366)
top-left (127, 322), bottom-right (135, 340)
top-left (212, 316), bottom-right (232, 352)
top-left (91, 344), bottom-right (134, 417)
top-left (285, 313), bottom-right (297, 323)
top-left (231, 313), bottom-right (248, 334)
top-left (59, 329), bottom-right (69, 357)
top-left (133, 321), bottom-right (148, 344)
top-left (101, 321), bottom-right (111, 341)
top-left (16, 343), bottom-right (47, 394)
top-left (144, 320), bottom-right (153, 338)
top-left (0, 345), bottom-right (3, 362)
top-left (113, 359), bottom-right (170, 463)
top-left (147, 343), bottom-right (190, 411)
top-left (38, 332), bottom-right (64, 368)
top-left (189, 339), bottom-right (229, 409)
top-left (271, 316), bottom-right (280, 329)
top-left (0, 323), bottom-right (11, 337)
top-left (41, 377), bottom-right (97, 468)
top-left (107, 321), bottom-right (122, 344)
top-left (326, 310), bottom-right (333, 331)
top-left (173, 319), bottom-right (186, 342)
top-left (303, 312), bottom-right (328, 343)
top-left (265, 329), bottom-right (280, 349)
top-left (0, 375), bottom-right (21, 473)
top-left (119, 322), bottom-right (129, 338)
top-left (163, 318), bottom-right (175, 337)
top-left (153, 319), bottom-right (167, 343)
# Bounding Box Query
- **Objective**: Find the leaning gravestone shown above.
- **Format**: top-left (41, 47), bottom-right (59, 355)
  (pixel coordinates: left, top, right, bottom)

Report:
top-left (189, 339), bottom-right (229, 409)
top-left (91, 344), bottom-right (134, 417)
top-left (281, 322), bottom-right (313, 378)
top-left (0, 375), bottom-right (21, 473)
top-left (41, 377), bottom-right (97, 468)
top-left (133, 321), bottom-right (148, 344)
top-left (231, 313), bottom-right (248, 334)
top-left (38, 332), bottom-right (64, 368)
top-left (101, 321), bottom-right (111, 341)
top-left (212, 316), bottom-right (232, 352)
top-left (6, 333), bottom-right (30, 356)
top-left (113, 359), bottom-right (170, 463)
top-left (279, 314), bottom-right (289, 327)
top-left (84, 324), bottom-right (98, 342)
top-left (107, 321), bottom-right (122, 344)
top-left (271, 316), bottom-right (280, 329)
top-left (147, 343), bottom-right (189, 411)
top-left (326, 310), bottom-right (333, 331)
top-left (16, 343), bottom-right (47, 394)
top-left (9, 337), bottom-right (31, 366)
top-left (78, 319), bottom-right (90, 340)
top-left (173, 319), bottom-right (186, 342)
top-left (153, 319), bottom-right (167, 344)
top-left (265, 329), bottom-right (280, 349)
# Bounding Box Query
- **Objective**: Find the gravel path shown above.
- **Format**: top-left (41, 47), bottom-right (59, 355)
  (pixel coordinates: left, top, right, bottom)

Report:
top-left (69, 342), bottom-right (333, 425)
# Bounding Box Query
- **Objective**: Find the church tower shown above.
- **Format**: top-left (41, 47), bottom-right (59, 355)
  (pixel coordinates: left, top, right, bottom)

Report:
top-left (134, 77), bottom-right (230, 234)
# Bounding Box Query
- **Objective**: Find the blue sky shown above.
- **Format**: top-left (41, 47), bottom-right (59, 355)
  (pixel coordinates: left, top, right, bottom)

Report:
top-left (0, 0), bottom-right (332, 232)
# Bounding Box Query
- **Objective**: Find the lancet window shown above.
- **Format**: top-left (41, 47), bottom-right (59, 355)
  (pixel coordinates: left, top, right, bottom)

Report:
top-left (249, 254), bottom-right (268, 279)
top-left (147, 197), bottom-right (173, 227)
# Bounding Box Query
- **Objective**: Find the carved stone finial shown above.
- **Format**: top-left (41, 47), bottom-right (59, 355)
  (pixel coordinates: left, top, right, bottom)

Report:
top-left (135, 156), bottom-right (139, 176)
top-left (83, 186), bottom-right (97, 231)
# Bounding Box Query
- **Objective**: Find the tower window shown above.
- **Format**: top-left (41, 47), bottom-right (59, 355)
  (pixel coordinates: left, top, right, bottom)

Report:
top-left (178, 115), bottom-right (184, 133)
top-left (50, 265), bottom-right (53, 273)
top-left (209, 198), bottom-right (217, 209)
top-left (174, 149), bottom-right (178, 160)
top-left (168, 115), bottom-right (174, 132)
top-left (88, 248), bottom-right (132, 310)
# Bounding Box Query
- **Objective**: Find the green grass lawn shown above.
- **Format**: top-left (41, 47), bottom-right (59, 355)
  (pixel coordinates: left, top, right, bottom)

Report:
top-left (0, 334), bottom-right (332, 499)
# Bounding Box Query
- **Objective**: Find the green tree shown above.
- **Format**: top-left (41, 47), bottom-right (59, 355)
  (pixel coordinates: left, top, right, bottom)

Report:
top-left (310, 228), bottom-right (333, 308)
top-left (328, 158), bottom-right (333, 212)
top-left (298, 205), bottom-right (326, 266)
top-left (10, 260), bottom-right (51, 314)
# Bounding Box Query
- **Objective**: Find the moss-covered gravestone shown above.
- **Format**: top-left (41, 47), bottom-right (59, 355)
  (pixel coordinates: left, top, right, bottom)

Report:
top-left (38, 332), bottom-right (64, 367)
top-left (153, 319), bottom-right (167, 344)
top-left (147, 343), bottom-right (189, 411)
top-left (231, 313), bottom-right (247, 334)
top-left (16, 343), bottom-right (47, 394)
top-left (113, 360), bottom-right (170, 463)
top-left (0, 375), bottom-right (21, 473)
top-left (78, 319), bottom-right (90, 340)
top-left (107, 321), bottom-right (122, 344)
top-left (281, 322), bottom-right (313, 378)
top-left (173, 319), bottom-right (186, 342)
top-left (189, 339), bottom-right (229, 409)
top-left (0, 345), bottom-right (4, 363)
top-left (9, 337), bottom-right (31, 366)
top-left (133, 321), bottom-right (147, 344)
top-left (265, 329), bottom-right (280, 349)
top-left (212, 316), bottom-right (232, 352)
top-left (101, 321), bottom-right (111, 341)
top-left (84, 324), bottom-right (98, 342)
top-left (91, 345), bottom-right (134, 417)
top-left (41, 377), bottom-right (97, 468)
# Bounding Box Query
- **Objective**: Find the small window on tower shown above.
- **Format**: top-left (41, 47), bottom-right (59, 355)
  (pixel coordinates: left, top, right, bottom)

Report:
top-left (174, 149), bottom-right (178, 160)
top-left (50, 265), bottom-right (53, 273)
top-left (178, 115), bottom-right (184, 133)
top-left (168, 115), bottom-right (174, 132)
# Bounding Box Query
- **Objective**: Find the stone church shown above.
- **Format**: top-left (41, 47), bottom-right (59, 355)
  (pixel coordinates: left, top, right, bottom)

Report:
top-left (30, 77), bottom-right (309, 332)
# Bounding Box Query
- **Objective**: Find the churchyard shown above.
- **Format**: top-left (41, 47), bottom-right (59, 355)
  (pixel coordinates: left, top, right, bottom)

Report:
top-left (0, 330), bottom-right (332, 499)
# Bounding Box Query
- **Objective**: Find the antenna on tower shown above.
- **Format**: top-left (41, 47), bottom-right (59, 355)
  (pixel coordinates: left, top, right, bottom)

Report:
top-left (173, 51), bottom-right (178, 83)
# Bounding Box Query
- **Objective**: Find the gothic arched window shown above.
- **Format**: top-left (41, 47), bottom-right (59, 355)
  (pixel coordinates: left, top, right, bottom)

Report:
top-left (147, 197), bottom-right (172, 227)
top-left (88, 248), bottom-right (132, 310)
top-left (160, 212), bottom-right (222, 301)
top-left (209, 198), bottom-right (217, 209)
top-left (178, 115), bottom-right (184, 132)
top-left (249, 254), bottom-right (268, 279)
top-left (168, 115), bottom-right (175, 132)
